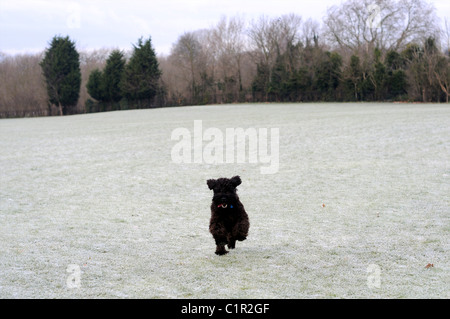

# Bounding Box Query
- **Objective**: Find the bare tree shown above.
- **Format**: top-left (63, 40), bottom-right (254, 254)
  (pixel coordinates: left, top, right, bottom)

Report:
top-left (248, 14), bottom-right (303, 65)
top-left (210, 15), bottom-right (247, 102)
top-left (248, 15), bottom-right (278, 72)
top-left (0, 53), bottom-right (48, 117)
top-left (324, 0), bottom-right (439, 53)
top-left (442, 17), bottom-right (450, 56)
top-left (434, 58), bottom-right (450, 102)
top-left (169, 32), bottom-right (204, 103)
top-left (395, 0), bottom-right (439, 50)
top-left (435, 18), bottom-right (450, 102)
top-left (301, 18), bottom-right (321, 48)
top-left (248, 14), bottom-right (303, 101)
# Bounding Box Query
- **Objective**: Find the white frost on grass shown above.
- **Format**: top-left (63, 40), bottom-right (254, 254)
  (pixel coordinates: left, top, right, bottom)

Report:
top-left (0, 103), bottom-right (449, 298)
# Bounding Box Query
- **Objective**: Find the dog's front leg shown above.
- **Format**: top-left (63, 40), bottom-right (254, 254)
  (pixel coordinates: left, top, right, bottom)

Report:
top-left (210, 222), bottom-right (229, 255)
top-left (215, 242), bottom-right (228, 255)
top-left (214, 235), bottom-right (228, 255)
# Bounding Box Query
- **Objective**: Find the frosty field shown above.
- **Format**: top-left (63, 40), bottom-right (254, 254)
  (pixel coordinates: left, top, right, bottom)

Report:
top-left (0, 103), bottom-right (449, 299)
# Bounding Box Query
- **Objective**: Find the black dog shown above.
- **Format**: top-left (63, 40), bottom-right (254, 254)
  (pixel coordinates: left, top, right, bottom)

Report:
top-left (207, 176), bottom-right (250, 255)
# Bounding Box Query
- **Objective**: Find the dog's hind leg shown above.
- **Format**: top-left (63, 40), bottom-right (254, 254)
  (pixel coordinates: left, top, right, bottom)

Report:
top-left (227, 235), bottom-right (236, 249)
top-left (233, 219), bottom-right (249, 242)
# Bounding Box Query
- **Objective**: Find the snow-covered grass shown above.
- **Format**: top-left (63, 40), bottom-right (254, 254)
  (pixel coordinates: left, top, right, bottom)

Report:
top-left (0, 103), bottom-right (449, 298)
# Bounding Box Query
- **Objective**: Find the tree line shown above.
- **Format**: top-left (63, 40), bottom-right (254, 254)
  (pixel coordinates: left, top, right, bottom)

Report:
top-left (1, 0), bottom-right (449, 118)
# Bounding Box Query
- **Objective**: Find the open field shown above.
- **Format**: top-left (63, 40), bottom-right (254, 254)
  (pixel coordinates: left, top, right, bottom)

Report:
top-left (0, 103), bottom-right (449, 298)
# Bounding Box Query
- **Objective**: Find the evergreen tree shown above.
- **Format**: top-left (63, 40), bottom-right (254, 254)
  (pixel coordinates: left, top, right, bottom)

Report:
top-left (343, 55), bottom-right (363, 101)
top-left (40, 35), bottom-right (81, 115)
top-left (387, 70), bottom-right (408, 99)
top-left (86, 50), bottom-right (126, 112)
top-left (371, 48), bottom-right (387, 100)
top-left (268, 54), bottom-right (289, 101)
top-left (385, 50), bottom-right (408, 99)
top-left (291, 67), bottom-right (312, 101)
top-left (196, 71), bottom-right (215, 105)
top-left (283, 67), bottom-right (309, 101)
top-left (315, 51), bottom-right (342, 101)
top-left (385, 50), bottom-right (405, 70)
top-left (103, 50), bottom-right (126, 107)
top-left (252, 63), bottom-right (270, 102)
top-left (121, 37), bottom-right (162, 108)
top-left (86, 69), bottom-right (105, 102)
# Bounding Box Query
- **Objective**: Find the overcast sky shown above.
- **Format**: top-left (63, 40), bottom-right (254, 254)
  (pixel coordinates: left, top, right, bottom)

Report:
top-left (1, 0), bottom-right (449, 56)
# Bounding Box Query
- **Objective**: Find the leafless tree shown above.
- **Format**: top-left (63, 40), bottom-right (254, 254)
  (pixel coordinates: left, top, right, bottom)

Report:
top-left (249, 14), bottom-right (303, 59)
top-left (209, 15), bottom-right (248, 102)
top-left (301, 18), bottom-right (321, 48)
top-left (0, 53), bottom-right (47, 117)
top-left (442, 17), bottom-right (450, 56)
top-left (434, 58), bottom-right (450, 102)
top-left (169, 32), bottom-right (205, 103)
top-left (324, 0), bottom-right (439, 53)
top-left (248, 14), bottom-right (303, 85)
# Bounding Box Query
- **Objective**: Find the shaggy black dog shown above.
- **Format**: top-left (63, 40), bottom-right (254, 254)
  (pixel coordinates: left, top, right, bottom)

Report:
top-left (207, 175), bottom-right (250, 255)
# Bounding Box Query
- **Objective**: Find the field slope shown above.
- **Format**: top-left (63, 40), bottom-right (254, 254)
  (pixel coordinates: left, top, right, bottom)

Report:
top-left (0, 103), bottom-right (449, 298)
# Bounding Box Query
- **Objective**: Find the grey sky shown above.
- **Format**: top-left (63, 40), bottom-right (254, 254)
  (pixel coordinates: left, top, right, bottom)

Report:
top-left (1, 0), bottom-right (449, 55)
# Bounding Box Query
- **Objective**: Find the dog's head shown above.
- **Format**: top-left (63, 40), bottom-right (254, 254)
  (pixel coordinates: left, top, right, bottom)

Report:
top-left (207, 175), bottom-right (241, 209)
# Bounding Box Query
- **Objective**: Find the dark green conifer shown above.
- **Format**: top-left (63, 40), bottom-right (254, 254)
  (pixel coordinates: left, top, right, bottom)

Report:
top-left (40, 36), bottom-right (81, 115)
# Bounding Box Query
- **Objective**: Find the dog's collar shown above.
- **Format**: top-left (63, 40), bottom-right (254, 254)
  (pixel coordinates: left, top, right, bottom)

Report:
top-left (218, 204), bottom-right (233, 209)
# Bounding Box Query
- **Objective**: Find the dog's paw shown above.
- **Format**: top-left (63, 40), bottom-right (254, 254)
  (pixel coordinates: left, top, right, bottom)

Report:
top-left (215, 249), bottom-right (229, 256)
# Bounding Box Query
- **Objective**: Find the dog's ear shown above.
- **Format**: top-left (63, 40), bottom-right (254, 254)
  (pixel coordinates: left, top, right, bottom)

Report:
top-left (207, 179), bottom-right (216, 190)
top-left (230, 175), bottom-right (241, 187)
